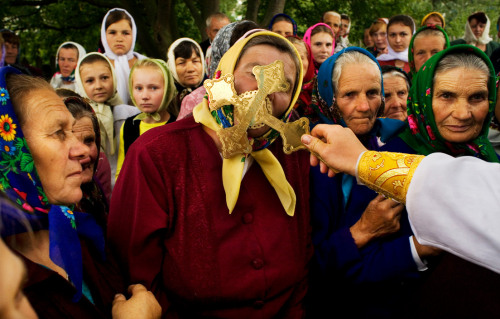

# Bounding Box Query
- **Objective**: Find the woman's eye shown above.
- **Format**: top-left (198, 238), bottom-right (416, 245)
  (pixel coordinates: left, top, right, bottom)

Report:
top-left (55, 130), bottom-right (66, 140)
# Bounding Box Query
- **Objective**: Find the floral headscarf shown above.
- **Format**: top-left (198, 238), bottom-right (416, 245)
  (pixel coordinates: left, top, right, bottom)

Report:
top-left (129, 59), bottom-right (177, 122)
top-left (0, 66), bottom-right (105, 301)
top-left (192, 31), bottom-right (303, 216)
top-left (268, 13), bottom-right (298, 36)
top-left (408, 25), bottom-right (450, 76)
top-left (400, 44), bottom-right (499, 162)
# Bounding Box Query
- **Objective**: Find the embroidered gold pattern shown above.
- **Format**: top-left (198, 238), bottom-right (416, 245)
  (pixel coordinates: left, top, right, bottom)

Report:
top-left (358, 151), bottom-right (425, 204)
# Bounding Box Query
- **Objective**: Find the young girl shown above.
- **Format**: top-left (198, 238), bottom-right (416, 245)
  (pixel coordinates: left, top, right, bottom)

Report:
top-left (303, 23), bottom-right (335, 72)
top-left (115, 59), bottom-right (177, 179)
top-left (101, 8), bottom-right (147, 104)
top-left (75, 52), bottom-right (139, 186)
top-left (377, 15), bottom-right (415, 73)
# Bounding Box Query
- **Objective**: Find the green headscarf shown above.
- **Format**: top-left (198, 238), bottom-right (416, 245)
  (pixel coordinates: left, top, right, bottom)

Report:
top-left (408, 25), bottom-right (450, 77)
top-left (400, 44), bottom-right (499, 162)
top-left (129, 58), bottom-right (177, 122)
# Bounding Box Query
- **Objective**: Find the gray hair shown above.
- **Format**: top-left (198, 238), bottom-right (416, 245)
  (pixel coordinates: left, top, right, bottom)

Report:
top-left (413, 28), bottom-right (446, 45)
top-left (323, 11), bottom-right (341, 20)
top-left (383, 70), bottom-right (410, 91)
top-left (206, 12), bottom-right (229, 28)
top-left (332, 51), bottom-right (380, 94)
top-left (434, 52), bottom-right (490, 87)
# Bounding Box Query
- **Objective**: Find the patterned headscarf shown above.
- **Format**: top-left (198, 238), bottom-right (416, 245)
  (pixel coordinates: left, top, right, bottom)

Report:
top-left (129, 59), bottom-right (177, 122)
top-left (0, 66), bottom-right (105, 301)
top-left (399, 44), bottom-right (499, 162)
top-left (268, 13), bottom-right (298, 36)
top-left (208, 22), bottom-right (238, 79)
top-left (408, 25), bottom-right (450, 76)
top-left (192, 31), bottom-right (303, 216)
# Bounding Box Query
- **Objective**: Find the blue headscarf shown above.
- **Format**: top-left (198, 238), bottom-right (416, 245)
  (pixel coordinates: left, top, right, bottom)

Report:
top-left (0, 66), bottom-right (105, 301)
top-left (268, 13), bottom-right (298, 36)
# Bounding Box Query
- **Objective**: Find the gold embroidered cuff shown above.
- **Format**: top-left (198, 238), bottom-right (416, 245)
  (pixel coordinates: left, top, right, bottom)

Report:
top-left (357, 151), bottom-right (425, 204)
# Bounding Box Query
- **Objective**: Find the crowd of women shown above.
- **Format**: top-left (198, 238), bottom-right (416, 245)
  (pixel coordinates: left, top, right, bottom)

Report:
top-left (0, 6), bottom-right (500, 319)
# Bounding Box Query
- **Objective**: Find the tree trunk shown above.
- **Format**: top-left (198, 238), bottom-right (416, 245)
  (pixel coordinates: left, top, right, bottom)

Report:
top-left (245, 0), bottom-right (261, 23)
top-left (260, 0), bottom-right (286, 27)
top-left (184, 0), bottom-right (220, 41)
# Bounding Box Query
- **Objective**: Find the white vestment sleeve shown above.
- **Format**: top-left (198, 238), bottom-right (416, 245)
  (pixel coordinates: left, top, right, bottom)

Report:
top-left (406, 153), bottom-right (500, 274)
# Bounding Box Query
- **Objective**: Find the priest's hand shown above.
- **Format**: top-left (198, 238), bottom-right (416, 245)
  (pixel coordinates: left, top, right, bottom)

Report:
top-left (112, 284), bottom-right (162, 319)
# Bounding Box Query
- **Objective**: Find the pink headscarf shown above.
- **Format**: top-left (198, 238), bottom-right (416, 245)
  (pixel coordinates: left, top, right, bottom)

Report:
top-left (303, 23), bottom-right (336, 56)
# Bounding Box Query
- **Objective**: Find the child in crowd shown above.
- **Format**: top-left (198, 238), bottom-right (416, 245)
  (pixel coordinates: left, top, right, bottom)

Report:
top-left (377, 15), bottom-right (415, 73)
top-left (75, 52), bottom-right (139, 187)
top-left (115, 59), bottom-right (177, 179)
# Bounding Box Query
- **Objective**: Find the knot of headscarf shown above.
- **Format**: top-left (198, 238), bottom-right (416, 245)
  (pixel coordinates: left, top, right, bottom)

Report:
top-left (193, 31), bottom-right (303, 216)
top-left (130, 59), bottom-right (177, 122)
top-left (0, 66), bottom-right (105, 301)
top-left (399, 44), bottom-right (499, 162)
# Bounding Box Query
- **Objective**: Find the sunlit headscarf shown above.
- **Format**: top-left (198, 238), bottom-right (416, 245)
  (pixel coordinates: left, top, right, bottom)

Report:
top-left (0, 66), bottom-right (105, 301)
top-left (101, 8), bottom-right (147, 104)
top-left (129, 58), bottom-right (177, 122)
top-left (400, 44), bottom-right (499, 162)
top-left (75, 52), bottom-right (123, 156)
top-left (193, 31), bottom-right (303, 216)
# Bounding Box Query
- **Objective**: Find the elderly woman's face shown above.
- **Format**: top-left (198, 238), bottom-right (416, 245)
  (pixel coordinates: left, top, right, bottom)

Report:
top-left (336, 63), bottom-right (382, 135)
top-left (383, 75), bottom-right (408, 121)
top-left (233, 44), bottom-right (297, 138)
top-left (413, 35), bottom-right (446, 72)
top-left (73, 117), bottom-right (98, 184)
top-left (432, 67), bottom-right (489, 143)
top-left (175, 49), bottom-right (203, 88)
top-left (469, 18), bottom-right (486, 38)
top-left (106, 19), bottom-right (133, 56)
top-left (23, 89), bottom-right (89, 205)
top-left (0, 239), bottom-right (38, 319)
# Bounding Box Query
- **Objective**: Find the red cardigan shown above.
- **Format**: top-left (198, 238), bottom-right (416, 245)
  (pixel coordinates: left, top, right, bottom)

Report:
top-left (108, 117), bottom-right (312, 318)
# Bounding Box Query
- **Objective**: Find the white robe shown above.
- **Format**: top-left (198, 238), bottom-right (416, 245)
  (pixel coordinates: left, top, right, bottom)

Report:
top-left (406, 153), bottom-right (500, 274)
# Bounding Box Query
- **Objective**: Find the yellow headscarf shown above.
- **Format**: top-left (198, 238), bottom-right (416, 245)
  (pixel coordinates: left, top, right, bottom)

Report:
top-left (193, 31), bottom-right (303, 216)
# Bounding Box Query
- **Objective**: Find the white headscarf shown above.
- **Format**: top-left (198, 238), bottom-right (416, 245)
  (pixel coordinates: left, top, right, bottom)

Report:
top-left (101, 8), bottom-right (147, 104)
top-left (49, 41), bottom-right (86, 89)
top-left (166, 37), bottom-right (205, 87)
top-left (464, 13), bottom-right (492, 46)
top-left (75, 52), bottom-right (123, 156)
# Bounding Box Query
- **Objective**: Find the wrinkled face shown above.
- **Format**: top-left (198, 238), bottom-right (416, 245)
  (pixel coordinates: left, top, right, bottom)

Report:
top-left (233, 44), bottom-right (296, 138)
top-left (0, 239), bottom-right (38, 319)
top-left (106, 19), bottom-right (133, 55)
top-left (272, 20), bottom-right (294, 37)
top-left (424, 16), bottom-right (443, 28)
top-left (364, 29), bottom-right (374, 47)
top-left (323, 14), bottom-right (340, 36)
top-left (469, 18), bottom-right (486, 38)
top-left (293, 43), bottom-right (309, 78)
top-left (339, 19), bottom-right (349, 37)
top-left (383, 75), bottom-right (408, 121)
top-left (80, 60), bottom-right (114, 103)
top-left (58, 48), bottom-right (79, 78)
top-left (5, 42), bottom-right (18, 65)
top-left (73, 117), bottom-right (97, 184)
top-left (371, 27), bottom-right (387, 50)
top-left (207, 18), bottom-right (230, 41)
top-left (432, 67), bottom-right (489, 143)
top-left (388, 23), bottom-right (412, 52)
top-left (175, 49), bottom-right (203, 88)
top-left (310, 32), bottom-right (333, 65)
top-left (413, 35), bottom-right (446, 72)
top-left (336, 63), bottom-right (382, 135)
top-left (132, 67), bottom-right (165, 114)
top-left (23, 89), bottom-right (89, 205)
